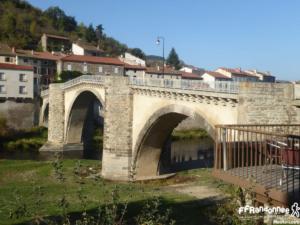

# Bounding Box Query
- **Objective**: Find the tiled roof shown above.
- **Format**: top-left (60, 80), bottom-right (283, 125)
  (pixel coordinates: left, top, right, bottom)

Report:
top-left (181, 72), bottom-right (202, 79)
top-left (74, 41), bottom-right (104, 52)
top-left (61, 55), bottom-right (124, 65)
top-left (146, 67), bottom-right (181, 75)
top-left (124, 64), bottom-right (146, 70)
top-left (0, 43), bottom-right (15, 56)
top-left (16, 50), bottom-right (65, 61)
top-left (0, 63), bottom-right (33, 71)
top-left (43, 33), bottom-right (70, 40)
top-left (218, 67), bottom-right (256, 77)
top-left (204, 71), bottom-right (232, 79)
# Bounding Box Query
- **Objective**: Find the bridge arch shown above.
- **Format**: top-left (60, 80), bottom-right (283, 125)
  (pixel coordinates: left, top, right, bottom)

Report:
top-left (132, 104), bottom-right (215, 178)
top-left (40, 99), bottom-right (49, 127)
top-left (65, 90), bottom-right (104, 158)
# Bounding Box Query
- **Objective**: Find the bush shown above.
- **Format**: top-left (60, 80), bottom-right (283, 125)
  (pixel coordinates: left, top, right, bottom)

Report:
top-left (55, 71), bottom-right (83, 83)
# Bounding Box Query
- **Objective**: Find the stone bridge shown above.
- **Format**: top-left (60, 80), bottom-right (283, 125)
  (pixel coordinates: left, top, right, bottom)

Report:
top-left (40, 75), bottom-right (300, 180)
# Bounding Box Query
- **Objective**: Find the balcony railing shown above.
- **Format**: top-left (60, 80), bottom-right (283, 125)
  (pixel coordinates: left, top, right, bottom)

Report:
top-left (214, 124), bottom-right (300, 206)
top-left (129, 77), bottom-right (239, 94)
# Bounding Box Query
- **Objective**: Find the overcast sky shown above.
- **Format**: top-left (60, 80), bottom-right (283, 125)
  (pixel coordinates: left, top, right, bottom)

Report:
top-left (28, 0), bottom-right (300, 80)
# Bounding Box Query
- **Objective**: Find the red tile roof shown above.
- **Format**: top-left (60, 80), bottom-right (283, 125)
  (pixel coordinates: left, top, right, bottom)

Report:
top-left (0, 63), bottom-right (33, 71)
top-left (124, 64), bottom-right (146, 70)
top-left (181, 72), bottom-right (202, 79)
top-left (146, 67), bottom-right (181, 75)
top-left (61, 55), bottom-right (124, 66)
top-left (218, 67), bottom-right (256, 77)
top-left (204, 71), bottom-right (231, 79)
top-left (16, 50), bottom-right (65, 61)
top-left (43, 33), bottom-right (70, 40)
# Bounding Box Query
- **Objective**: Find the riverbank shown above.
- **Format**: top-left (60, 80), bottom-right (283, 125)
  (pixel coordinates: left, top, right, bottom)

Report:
top-left (0, 159), bottom-right (249, 225)
top-left (171, 129), bottom-right (209, 141)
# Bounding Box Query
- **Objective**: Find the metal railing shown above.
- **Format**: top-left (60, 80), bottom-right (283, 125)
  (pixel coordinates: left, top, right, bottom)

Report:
top-left (129, 77), bottom-right (239, 94)
top-left (214, 124), bottom-right (300, 205)
top-left (62, 75), bottom-right (105, 89)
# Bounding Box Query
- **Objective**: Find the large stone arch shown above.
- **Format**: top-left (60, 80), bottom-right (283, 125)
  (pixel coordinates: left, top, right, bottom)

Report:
top-left (65, 90), bottom-right (104, 144)
top-left (132, 104), bottom-right (215, 178)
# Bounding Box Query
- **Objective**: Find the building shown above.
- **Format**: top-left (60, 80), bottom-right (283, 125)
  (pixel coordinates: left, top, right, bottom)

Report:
top-left (0, 63), bottom-right (34, 99)
top-left (245, 69), bottom-right (276, 82)
top-left (15, 50), bottom-right (65, 88)
top-left (124, 64), bottom-right (146, 78)
top-left (180, 65), bottom-right (205, 76)
top-left (181, 72), bottom-right (202, 80)
top-left (146, 66), bottom-right (182, 79)
top-left (72, 41), bottom-right (105, 56)
top-left (201, 71), bottom-right (232, 82)
top-left (58, 55), bottom-right (125, 76)
top-left (216, 67), bottom-right (259, 82)
top-left (119, 52), bottom-right (146, 66)
top-left (0, 43), bottom-right (16, 64)
top-left (41, 33), bottom-right (71, 52)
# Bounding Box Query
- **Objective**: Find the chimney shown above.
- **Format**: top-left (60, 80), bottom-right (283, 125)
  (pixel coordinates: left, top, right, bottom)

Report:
top-left (157, 65), bottom-right (160, 71)
top-left (31, 50), bottom-right (34, 55)
top-left (12, 47), bottom-right (16, 53)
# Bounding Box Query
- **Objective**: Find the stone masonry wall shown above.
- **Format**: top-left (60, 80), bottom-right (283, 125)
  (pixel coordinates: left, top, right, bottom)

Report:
top-left (0, 99), bottom-right (39, 130)
top-left (47, 84), bottom-right (65, 144)
top-left (238, 82), bottom-right (300, 124)
top-left (101, 76), bottom-right (133, 180)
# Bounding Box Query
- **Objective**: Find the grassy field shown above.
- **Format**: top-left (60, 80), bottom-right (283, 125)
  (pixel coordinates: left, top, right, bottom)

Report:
top-left (0, 159), bottom-right (239, 225)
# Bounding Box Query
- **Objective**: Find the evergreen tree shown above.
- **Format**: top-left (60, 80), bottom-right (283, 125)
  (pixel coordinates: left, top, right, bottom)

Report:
top-left (166, 48), bottom-right (181, 70)
top-left (129, 48), bottom-right (146, 60)
top-left (85, 24), bottom-right (97, 43)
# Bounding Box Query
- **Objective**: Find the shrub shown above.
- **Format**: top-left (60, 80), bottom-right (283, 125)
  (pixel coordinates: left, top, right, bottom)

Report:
top-left (55, 71), bottom-right (83, 83)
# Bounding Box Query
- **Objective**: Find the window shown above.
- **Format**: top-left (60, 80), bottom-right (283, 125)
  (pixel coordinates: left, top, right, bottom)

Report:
top-left (98, 66), bottom-right (103, 73)
top-left (23, 58), bottom-right (28, 63)
top-left (67, 64), bottom-right (72, 71)
top-left (114, 67), bottom-right (119, 74)
top-left (0, 73), bottom-right (5, 81)
top-left (83, 63), bottom-right (88, 73)
top-left (0, 85), bottom-right (6, 93)
top-left (19, 86), bottom-right (27, 94)
top-left (19, 74), bottom-right (27, 82)
top-left (5, 57), bottom-right (10, 63)
top-left (33, 67), bottom-right (37, 74)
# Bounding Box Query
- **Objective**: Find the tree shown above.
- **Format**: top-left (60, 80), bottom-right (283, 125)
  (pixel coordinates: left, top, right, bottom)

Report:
top-left (129, 48), bottom-right (146, 60)
top-left (85, 24), bottom-right (97, 43)
top-left (95, 24), bottom-right (104, 40)
top-left (166, 48), bottom-right (181, 70)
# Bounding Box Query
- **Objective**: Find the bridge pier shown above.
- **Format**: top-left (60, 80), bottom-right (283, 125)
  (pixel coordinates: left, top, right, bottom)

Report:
top-left (101, 76), bottom-right (133, 181)
top-left (40, 84), bottom-right (65, 153)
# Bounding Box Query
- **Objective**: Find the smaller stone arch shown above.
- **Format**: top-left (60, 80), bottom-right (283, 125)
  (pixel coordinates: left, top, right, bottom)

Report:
top-left (132, 104), bottom-right (215, 178)
top-left (39, 99), bottom-right (49, 127)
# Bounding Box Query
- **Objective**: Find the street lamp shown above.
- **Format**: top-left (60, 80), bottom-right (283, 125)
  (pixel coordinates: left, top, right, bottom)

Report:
top-left (156, 36), bottom-right (165, 76)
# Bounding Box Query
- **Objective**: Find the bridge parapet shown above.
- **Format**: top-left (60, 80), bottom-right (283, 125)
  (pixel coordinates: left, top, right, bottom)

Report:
top-left (129, 77), bottom-right (239, 94)
top-left (62, 75), bottom-right (105, 90)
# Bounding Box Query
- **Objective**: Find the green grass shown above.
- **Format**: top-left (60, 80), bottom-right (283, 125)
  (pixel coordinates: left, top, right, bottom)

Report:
top-left (171, 129), bottom-right (209, 141)
top-left (0, 159), bottom-right (233, 225)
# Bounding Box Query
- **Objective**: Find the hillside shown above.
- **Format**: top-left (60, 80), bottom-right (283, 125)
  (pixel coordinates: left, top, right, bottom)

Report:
top-left (0, 0), bottom-right (141, 57)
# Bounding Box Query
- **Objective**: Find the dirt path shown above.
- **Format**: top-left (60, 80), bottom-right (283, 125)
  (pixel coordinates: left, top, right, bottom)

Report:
top-left (164, 183), bottom-right (226, 206)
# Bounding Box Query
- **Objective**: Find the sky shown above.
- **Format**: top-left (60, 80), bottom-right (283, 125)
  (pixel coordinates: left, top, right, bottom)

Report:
top-left (27, 0), bottom-right (300, 81)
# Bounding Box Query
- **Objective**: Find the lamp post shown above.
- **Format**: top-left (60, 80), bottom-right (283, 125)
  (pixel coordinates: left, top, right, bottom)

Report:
top-left (156, 36), bottom-right (165, 76)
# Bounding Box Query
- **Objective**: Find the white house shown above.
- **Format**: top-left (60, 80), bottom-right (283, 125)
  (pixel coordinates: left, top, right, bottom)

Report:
top-left (201, 71), bottom-right (232, 88)
top-left (119, 52), bottom-right (146, 66)
top-left (0, 63), bottom-right (34, 99)
top-left (72, 41), bottom-right (104, 57)
top-left (216, 67), bottom-right (258, 82)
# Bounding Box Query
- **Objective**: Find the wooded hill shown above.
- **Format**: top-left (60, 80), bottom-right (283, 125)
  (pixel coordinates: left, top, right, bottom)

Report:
top-left (0, 0), bottom-right (144, 57)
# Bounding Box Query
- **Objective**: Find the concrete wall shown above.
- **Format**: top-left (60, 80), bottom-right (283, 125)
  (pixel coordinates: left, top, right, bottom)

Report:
top-left (238, 82), bottom-right (300, 124)
top-left (0, 99), bottom-right (39, 129)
